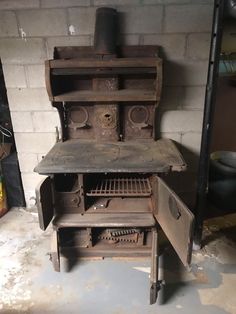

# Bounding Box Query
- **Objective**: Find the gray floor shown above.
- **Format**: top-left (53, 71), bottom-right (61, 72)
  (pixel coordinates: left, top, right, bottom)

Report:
top-left (0, 208), bottom-right (236, 314)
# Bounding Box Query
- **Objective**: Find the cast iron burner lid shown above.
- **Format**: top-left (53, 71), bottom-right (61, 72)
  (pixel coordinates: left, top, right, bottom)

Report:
top-left (34, 139), bottom-right (186, 174)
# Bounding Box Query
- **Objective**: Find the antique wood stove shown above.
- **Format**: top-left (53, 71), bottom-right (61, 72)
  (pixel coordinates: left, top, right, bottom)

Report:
top-left (35, 8), bottom-right (194, 304)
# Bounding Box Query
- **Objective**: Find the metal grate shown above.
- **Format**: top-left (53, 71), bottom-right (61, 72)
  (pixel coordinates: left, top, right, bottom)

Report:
top-left (87, 177), bottom-right (152, 197)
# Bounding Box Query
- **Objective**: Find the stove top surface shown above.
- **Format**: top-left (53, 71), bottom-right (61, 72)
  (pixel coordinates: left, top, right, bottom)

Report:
top-left (35, 138), bottom-right (186, 174)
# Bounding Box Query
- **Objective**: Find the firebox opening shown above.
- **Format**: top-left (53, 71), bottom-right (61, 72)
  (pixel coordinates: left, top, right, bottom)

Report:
top-left (59, 227), bottom-right (153, 253)
top-left (83, 173), bottom-right (153, 213)
top-left (86, 173), bottom-right (152, 197)
top-left (52, 173), bottom-right (154, 215)
top-left (54, 174), bottom-right (78, 192)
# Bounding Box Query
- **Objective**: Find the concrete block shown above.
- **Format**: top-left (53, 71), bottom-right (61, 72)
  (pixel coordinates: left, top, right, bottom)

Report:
top-left (164, 59), bottom-right (208, 86)
top-left (164, 4), bottom-right (213, 33)
top-left (91, 34), bottom-right (139, 46)
top-left (0, 38), bottom-right (46, 64)
top-left (143, 34), bottom-right (186, 60)
top-left (94, 0), bottom-right (139, 5)
top-left (46, 36), bottom-right (91, 58)
top-left (160, 132), bottom-right (181, 143)
top-left (14, 132), bottom-right (56, 154)
top-left (190, 0), bottom-right (213, 3)
top-left (17, 9), bottom-right (68, 37)
top-left (68, 7), bottom-right (96, 35)
top-left (32, 111), bottom-right (60, 132)
top-left (182, 86), bottom-right (206, 110)
top-left (0, 11), bottom-right (18, 37)
top-left (25, 65), bottom-right (45, 88)
top-left (118, 6), bottom-right (163, 34)
top-left (10, 111), bottom-right (34, 132)
top-left (182, 132), bottom-right (202, 154)
top-left (41, 0), bottom-right (90, 7)
top-left (117, 34), bottom-right (140, 46)
top-left (160, 86), bottom-right (183, 110)
top-left (143, 0), bottom-right (185, 3)
top-left (141, 0), bottom-right (213, 3)
top-left (186, 33), bottom-right (211, 60)
top-left (7, 88), bottom-right (52, 111)
top-left (21, 172), bottom-right (47, 208)
top-left (37, 153), bottom-right (46, 162)
top-left (160, 110), bottom-right (203, 133)
top-left (2, 65), bottom-right (27, 88)
top-left (0, 0), bottom-right (39, 10)
top-left (18, 153), bottom-right (38, 173)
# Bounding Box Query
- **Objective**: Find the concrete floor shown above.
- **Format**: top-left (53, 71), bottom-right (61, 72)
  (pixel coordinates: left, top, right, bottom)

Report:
top-left (0, 208), bottom-right (236, 314)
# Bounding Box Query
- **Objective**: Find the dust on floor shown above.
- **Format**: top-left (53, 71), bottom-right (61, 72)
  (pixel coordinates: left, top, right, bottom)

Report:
top-left (0, 208), bottom-right (236, 314)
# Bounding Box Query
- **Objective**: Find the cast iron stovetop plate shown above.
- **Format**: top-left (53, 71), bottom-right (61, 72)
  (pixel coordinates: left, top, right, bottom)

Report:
top-left (34, 138), bottom-right (186, 174)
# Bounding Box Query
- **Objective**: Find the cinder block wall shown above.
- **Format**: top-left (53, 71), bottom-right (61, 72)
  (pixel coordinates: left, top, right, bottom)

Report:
top-left (0, 0), bottom-right (213, 208)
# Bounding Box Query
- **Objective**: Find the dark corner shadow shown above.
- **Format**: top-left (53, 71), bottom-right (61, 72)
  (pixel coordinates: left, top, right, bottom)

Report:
top-left (202, 224), bottom-right (236, 247)
top-left (158, 244), bottom-right (190, 305)
top-left (59, 228), bottom-right (82, 272)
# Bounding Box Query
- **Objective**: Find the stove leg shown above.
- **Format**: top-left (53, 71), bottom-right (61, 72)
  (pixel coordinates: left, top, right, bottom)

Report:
top-left (150, 228), bottom-right (159, 305)
top-left (51, 230), bottom-right (60, 272)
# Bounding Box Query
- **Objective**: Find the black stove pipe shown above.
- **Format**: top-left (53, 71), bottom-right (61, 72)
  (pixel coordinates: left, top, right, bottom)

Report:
top-left (94, 7), bottom-right (118, 55)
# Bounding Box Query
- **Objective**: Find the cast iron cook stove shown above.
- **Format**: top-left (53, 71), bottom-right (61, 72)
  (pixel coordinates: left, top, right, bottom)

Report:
top-left (35, 8), bottom-right (194, 304)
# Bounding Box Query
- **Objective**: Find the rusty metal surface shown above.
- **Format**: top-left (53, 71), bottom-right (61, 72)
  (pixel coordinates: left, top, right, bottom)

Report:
top-left (124, 104), bottom-right (156, 139)
top-left (86, 197), bottom-right (152, 213)
top-left (65, 102), bottom-right (158, 141)
top-left (53, 174), bottom-right (85, 214)
top-left (150, 229), bottom-right (159, 305)
top-left (86, 175), bottom-right (152, 197)
top-left (59, 227), bottom-right (153, 257)
top-left (53, 45), bottom-right (160, 60)
top-left (53, 212), bottom-right (156, 228)
top-left (47, 55), bottom-right (161, 105)
top-left (51, 230), bottom-right (60, 272)
top-left (96, 228), bottom-right (143, 245)
top-left (35, 7), bottom-right (195, 305)
top-left (94, 104), bottom-right (119, 141)
top-left (35, 138), bottom-right (186, 174)
top-left (153, 176), bottom-right (194, 266)
top-left (93, 72), bottom-right (120, 141)
top-left (67, 104), bottom-right (94, 139)
top-left (36, 176), bottom-right (54, 231)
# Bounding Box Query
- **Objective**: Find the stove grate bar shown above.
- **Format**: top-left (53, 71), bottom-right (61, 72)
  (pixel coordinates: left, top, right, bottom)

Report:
top-left (87, 177), bottom-right (152, 196)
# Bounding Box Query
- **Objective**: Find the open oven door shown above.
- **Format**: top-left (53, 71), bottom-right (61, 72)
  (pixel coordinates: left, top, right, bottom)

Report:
top-left (36, 176), bottom-right (54, 231)
top-left (152, 176), bottom-right (194, 266)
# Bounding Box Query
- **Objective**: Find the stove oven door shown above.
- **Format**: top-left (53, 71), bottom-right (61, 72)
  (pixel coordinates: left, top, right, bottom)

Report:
top-left (36, 176), bottom-right (54, 231)
top-left (152, 176), bottom-right (194, 266)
